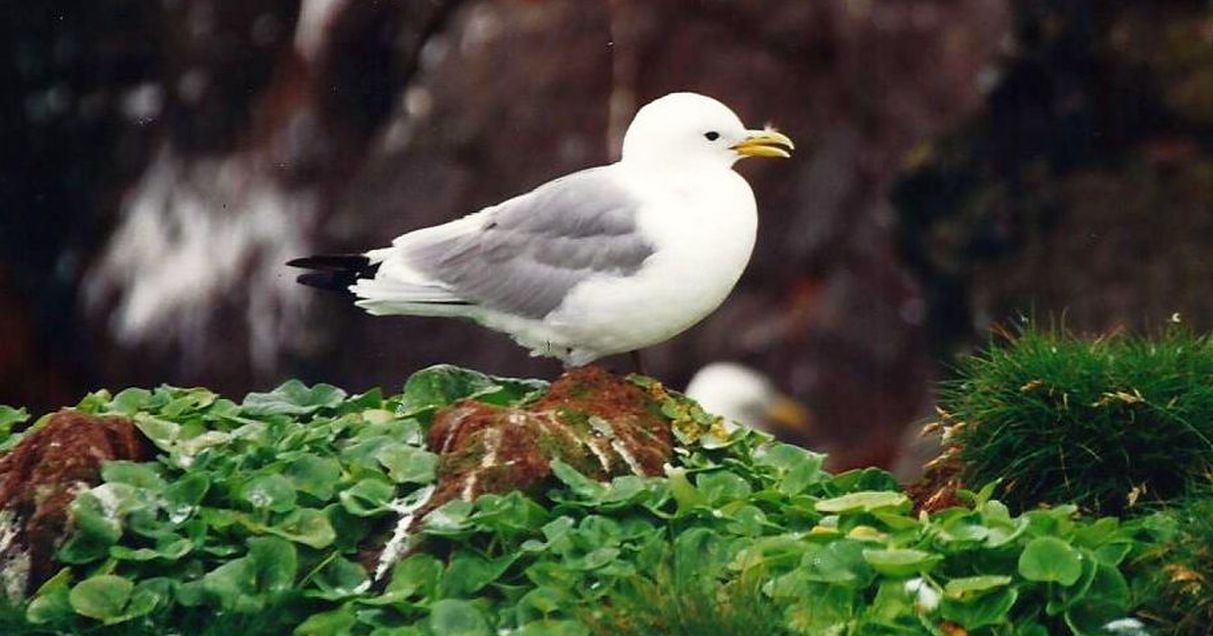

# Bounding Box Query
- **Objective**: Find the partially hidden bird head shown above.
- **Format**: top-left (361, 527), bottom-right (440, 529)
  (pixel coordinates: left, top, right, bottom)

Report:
top-left (620, 92), bottom-right (794, 172)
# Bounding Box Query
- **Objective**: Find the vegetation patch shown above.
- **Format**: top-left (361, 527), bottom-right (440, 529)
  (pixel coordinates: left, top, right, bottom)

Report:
top-left (934, 325), bottom-right (1213, 515)
top-left (1128, 489), bottom-right (1213, 636)
top-left (0, 364), bottom-right (1152, 634)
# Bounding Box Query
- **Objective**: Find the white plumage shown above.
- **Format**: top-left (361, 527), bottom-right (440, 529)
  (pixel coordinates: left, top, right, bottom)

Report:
top-left (291, 92), bottom-right (792, 365)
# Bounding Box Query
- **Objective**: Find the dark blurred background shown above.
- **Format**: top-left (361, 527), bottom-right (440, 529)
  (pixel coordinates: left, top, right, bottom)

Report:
top-left (4, 0), bottom-right (1212, 471)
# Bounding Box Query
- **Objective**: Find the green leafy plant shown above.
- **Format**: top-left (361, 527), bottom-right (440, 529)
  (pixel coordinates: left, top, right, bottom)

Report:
top-left (937, 325), bottom-right (1213, 515)
top-left (0, 365), bottom-right (1147, 634)
top-left (1128, 488), bottom-right (1213, 636)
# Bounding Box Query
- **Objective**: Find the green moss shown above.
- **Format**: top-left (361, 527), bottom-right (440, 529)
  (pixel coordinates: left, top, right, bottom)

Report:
top-left (554, 407), bottom-right (592, 436)
top-left (439, 435), bottom-right (490, 479)
top-left (534, 418), bottom-right (597, 475)
top-left (475, 464), bottom-right (522, 493)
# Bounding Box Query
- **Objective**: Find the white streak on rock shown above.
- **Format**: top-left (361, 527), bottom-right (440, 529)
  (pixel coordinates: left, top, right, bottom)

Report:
top-left (586, 439), bottom-right (613, 472)
top-left (373, 484), bottom-right (436, 581)
top-left (611, 440), bottom-right (644, 475)
top-left (460, 473), bottom-right (478, 502)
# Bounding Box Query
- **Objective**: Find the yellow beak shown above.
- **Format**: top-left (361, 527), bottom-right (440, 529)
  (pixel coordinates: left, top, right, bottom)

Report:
top-left (731, 129), bottom-right (795, 159)
top-left (764, 395), bottom-right (812, 436)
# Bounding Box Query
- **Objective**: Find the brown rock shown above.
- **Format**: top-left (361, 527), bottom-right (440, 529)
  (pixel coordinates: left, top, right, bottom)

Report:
top-left (421, 366), bottom-right (672, 518)
top-left (364, 367), bottom-right (675, 576)
top-left (0, 410), bottom-right (153, 597)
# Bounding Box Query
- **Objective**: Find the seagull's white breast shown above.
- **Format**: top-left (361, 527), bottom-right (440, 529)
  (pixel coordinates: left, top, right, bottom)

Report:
top-left (542, 163), bottom-right (758, 357)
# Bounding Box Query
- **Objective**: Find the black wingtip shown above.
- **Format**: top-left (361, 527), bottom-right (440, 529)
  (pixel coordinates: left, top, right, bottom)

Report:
top-left (287, 254), bottom-right (372, 271)
top-left (295, 271), bottom-right (353, 293)
top-left (288, 253), bottom-right (380, 293)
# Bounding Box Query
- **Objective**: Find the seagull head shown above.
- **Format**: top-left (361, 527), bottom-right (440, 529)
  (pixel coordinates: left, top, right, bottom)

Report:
top-left (685, 362), bottom-right (813, 438)
top-left (620, 92), bottom-right (794, 171)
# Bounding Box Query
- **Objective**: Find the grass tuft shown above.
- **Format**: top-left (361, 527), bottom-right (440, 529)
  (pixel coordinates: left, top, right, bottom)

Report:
top-left (938, 324), bottom-right (1213, 515)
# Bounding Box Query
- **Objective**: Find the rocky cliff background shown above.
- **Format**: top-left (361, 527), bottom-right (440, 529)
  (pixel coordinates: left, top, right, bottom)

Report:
top-left (4, 0), bottom-right (1210, 471)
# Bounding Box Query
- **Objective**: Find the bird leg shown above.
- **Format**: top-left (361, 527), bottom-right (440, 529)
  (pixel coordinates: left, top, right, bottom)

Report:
top-left (630, 350), bottom-right (647, 376)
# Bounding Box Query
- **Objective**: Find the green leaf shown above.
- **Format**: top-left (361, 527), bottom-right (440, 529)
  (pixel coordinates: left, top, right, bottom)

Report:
top-left (325, 503), bottom-right (371, 551)
top-left (201, 559), bottom-right (257, 612)
top-left (242, 473), bottom-right (297, 512)
top-left (285, 455), bottom-right (343, 501)
top-left (247, 536), bottom-right (299, 595)
top-left (815, 491), bottom-right (910, 514)
top-left (119, 579), bottom-right (169, 624)
top-left (101, 461), bottom-right (166, 491)
top-left (58, 487), bottom-right (128, 563)
top-left (383, 553), bottom-right (443, 602)
top-left (294, 605), bottom-right (357, 636)
top-left (565, 546), bottom-right (620, 571)
top-left (267, 508), bottom-right (337, 549)
top-left (984, 517), bottom-right (1029, 548)
top-left (242, 380), bottom-right (348, 417)
top-left (861, 548), bottom-right (942, 577)
top-left (423, 500), bottom-right (475, 534)
top-left (339, 478), bottom-right (397, 516)
top-left (69, 575), bottom-right (133, 622)
top-left (110, 537), bottom-right (192, 562)
top-left (202, 536), bottom-right (298, 612)
top-left (0, 404), bottom-right (30, 429)
top-left (132, 413), bottom-right (181, 449)
top-left (338, 387), bottom-right (385, 413)
top-left (428, 598), bottom-right (491, 636)
top-left (517, 620), bottom-right (591, 636)
top-left (400, 366), bottom-right (502, 413)
top-left (826, 468), bottom-right (901, 493)
top-left (1064, 562), bottom-right (1131, 633)
top-left (1092, 541), bottom-right (1133, 566)
top-left (310, 556), bottom-right (370, 600)
top-left (944, 575), bottom-right (1013, 599)
top-left (666, 466), bottom-right (706, 513)
top-left (550, 460), bottom-right (606, 501)
top-left (783, 584), bottom-right (856, 632)
top-left (399, 365), bottom-right (545, 416)
top-left (25, 569), bottom-right (73, 624)
top-left (473, 491), bottom-right (551, 534)
top-left (673, 528), bottom-right (731, 590)
top-left (754, 443), bottom-right (827, 495)
top-left (597, 475), bottom-right (651, 507)
top-left (696, 471), bottom-right (752, 504)
top-left (375, 444), bottom-right (439, 484)
top-left (75, 389), bottom-right (112, 413)
top-left (441, 552), bottom-right (519, 597)
top-left (941, 587), bottom-right (1018, 629)
top-left (1018, 537), bottom-right (1084, 585)
top-left (164, 472), bottom-right (211, 512)
top-left (514, 586), bottom-right (574, 624)
top-left (175, 430), bottom-right (231, 456)
top-left (795, 540), bottom-right (872, 586)
top-left (108, 388), bottom-right (151, 415)
top-left (158, 387), bottom-right (218, 416)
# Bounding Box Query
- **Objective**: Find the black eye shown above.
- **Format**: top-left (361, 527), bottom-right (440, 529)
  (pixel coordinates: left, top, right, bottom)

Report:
top-left (704, 131), bottom-right (720, 141)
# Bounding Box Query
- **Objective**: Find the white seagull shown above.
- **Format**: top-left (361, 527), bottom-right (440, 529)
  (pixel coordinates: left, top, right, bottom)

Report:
top-left (685, 362), bottom-right (812, 437)
top-left (289, 92), bottom-right (793, 366)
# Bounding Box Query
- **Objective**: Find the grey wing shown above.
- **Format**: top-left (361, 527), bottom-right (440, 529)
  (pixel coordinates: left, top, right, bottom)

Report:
top-left (403, 167), bottom-right (655, 318)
